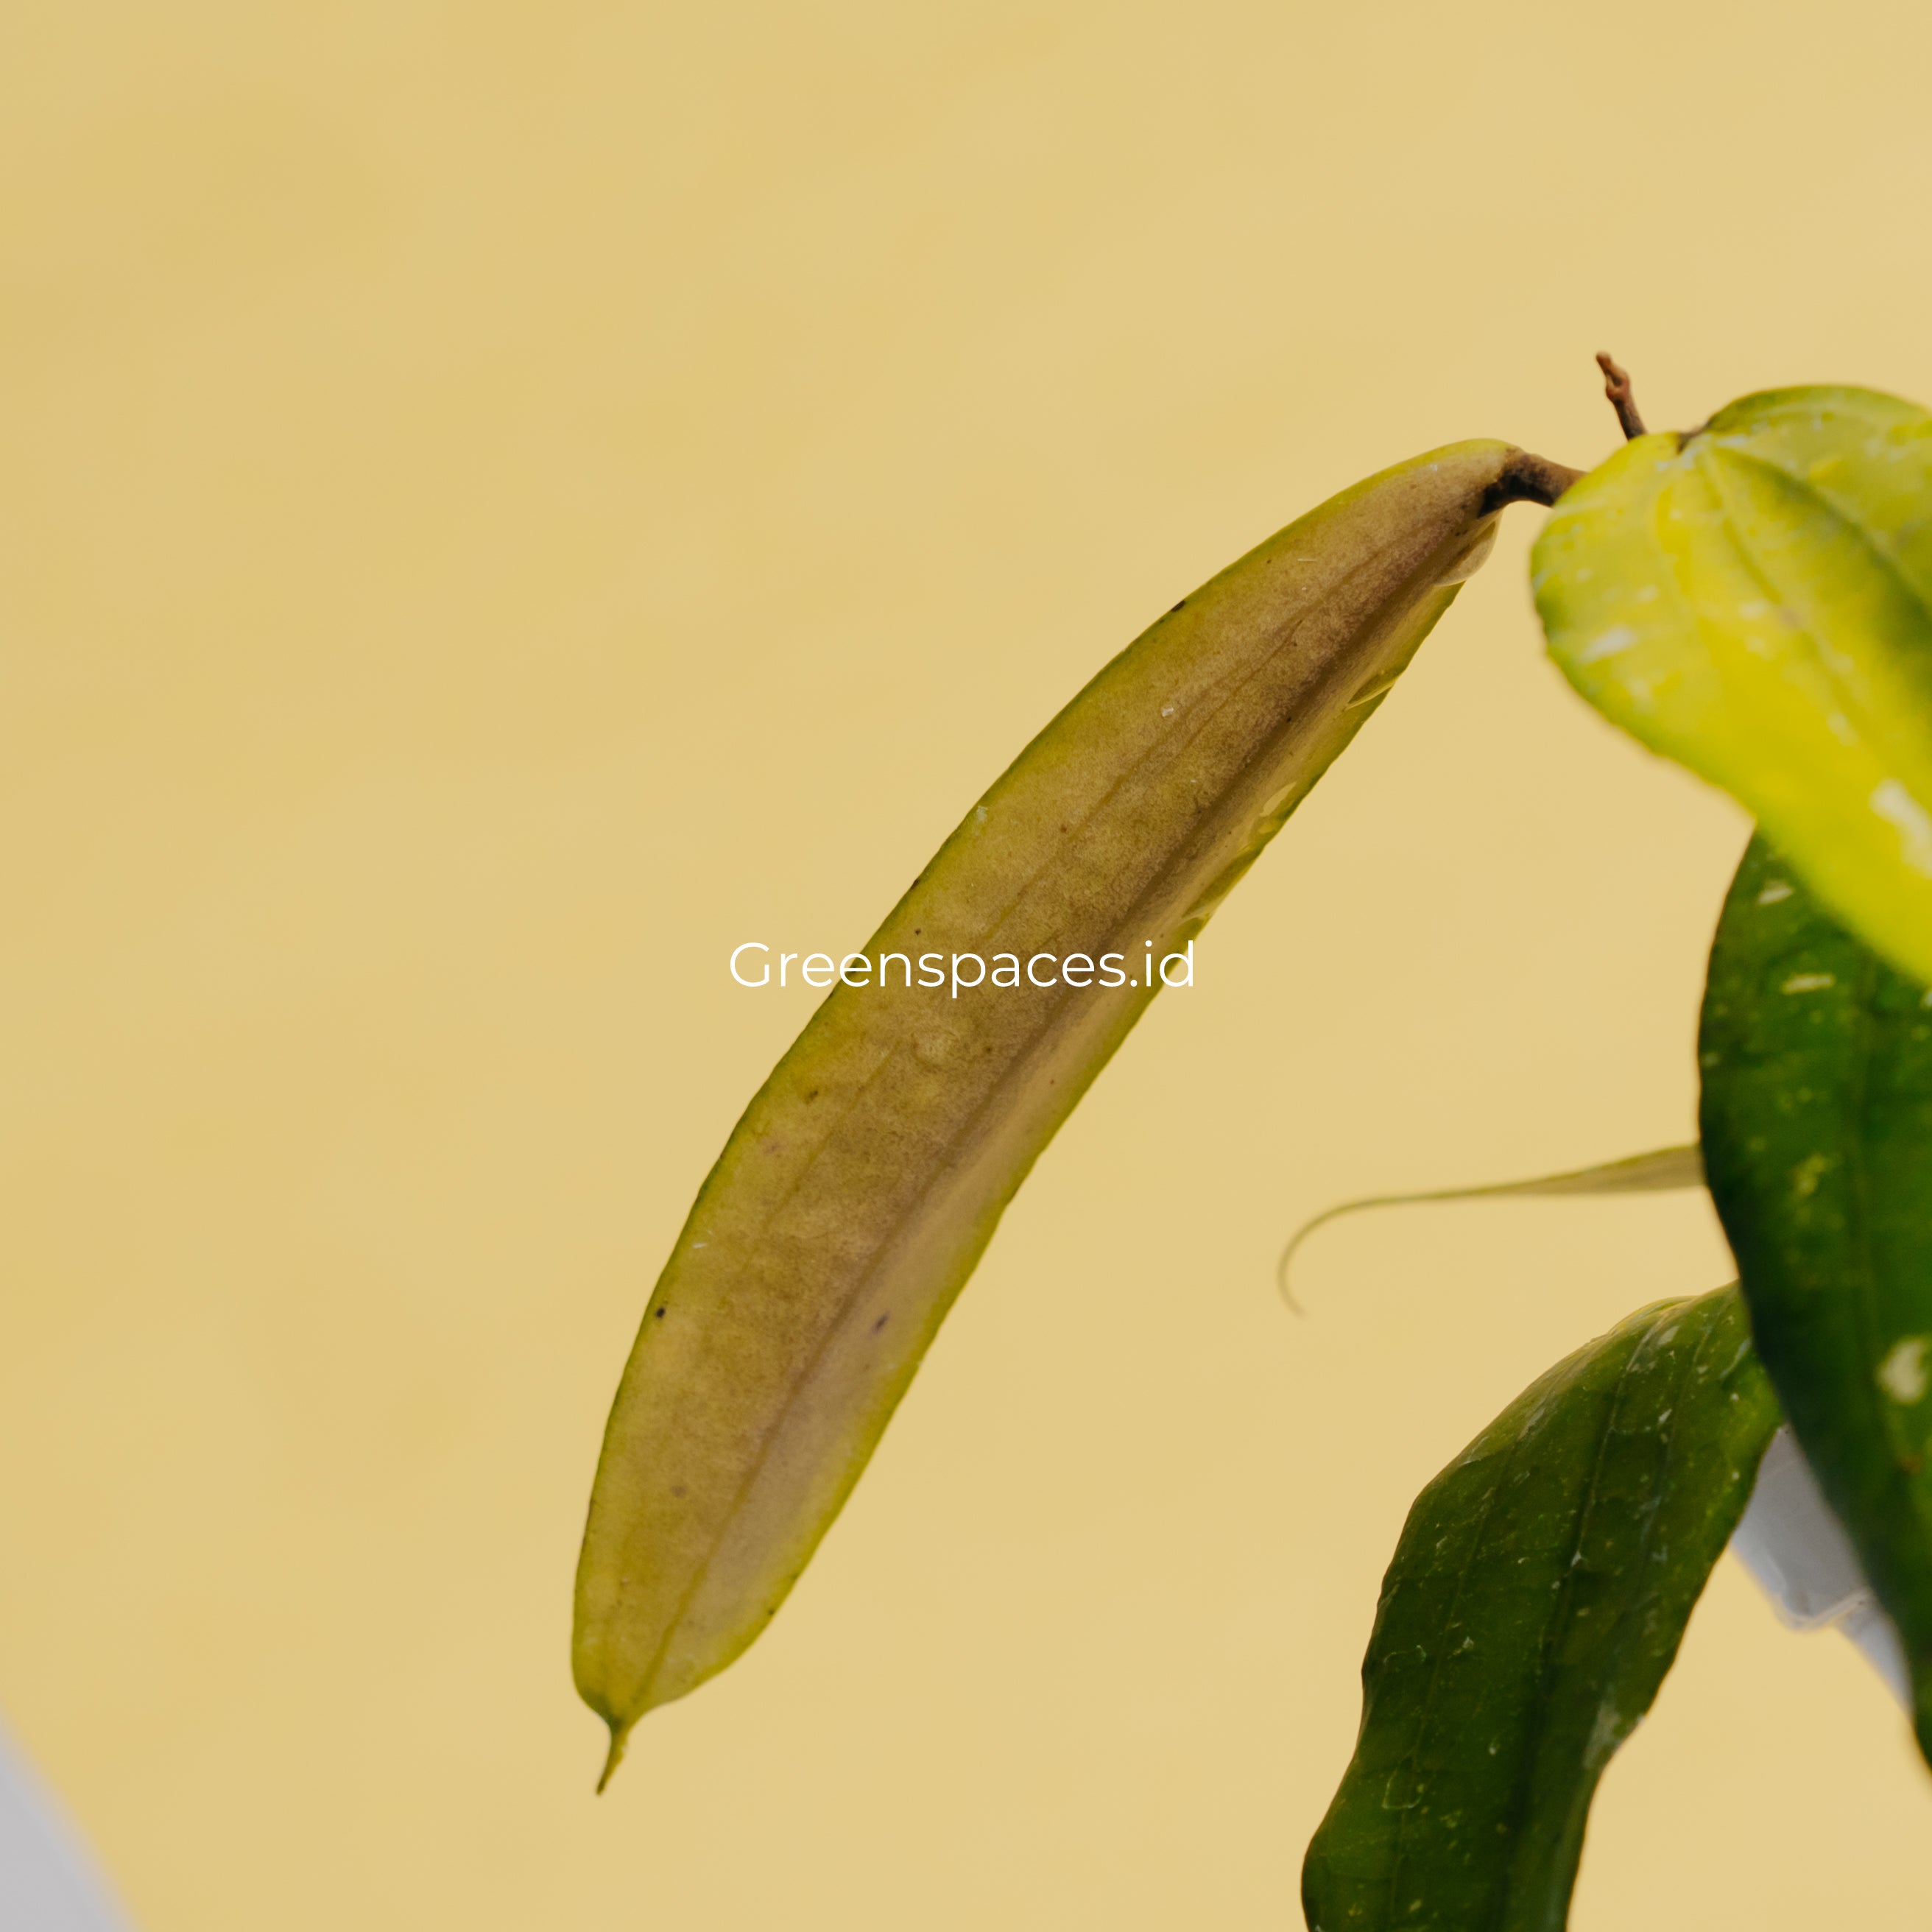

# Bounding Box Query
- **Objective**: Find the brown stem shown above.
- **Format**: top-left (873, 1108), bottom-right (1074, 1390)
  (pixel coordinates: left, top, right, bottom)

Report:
top-left (1595, 352), bottom-right (1647, 440)
top-left (1482, 448), bottom-right (1586, 512)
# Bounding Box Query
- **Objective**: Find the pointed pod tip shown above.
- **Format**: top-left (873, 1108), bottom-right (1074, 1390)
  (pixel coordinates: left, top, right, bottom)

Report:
top-left (596, 1721), bottom-right (632, 1794)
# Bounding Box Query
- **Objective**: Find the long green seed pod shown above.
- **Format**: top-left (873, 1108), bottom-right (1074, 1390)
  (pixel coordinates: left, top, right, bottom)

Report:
top-left (574, 441), bottom-right (1579, 1783)
top-left (1304, 1287), bottom-right (1777, 1932)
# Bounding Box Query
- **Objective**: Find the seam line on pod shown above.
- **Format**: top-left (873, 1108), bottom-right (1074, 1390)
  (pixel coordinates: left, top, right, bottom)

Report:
top-left (965, 530), bottom-right (1424, 962)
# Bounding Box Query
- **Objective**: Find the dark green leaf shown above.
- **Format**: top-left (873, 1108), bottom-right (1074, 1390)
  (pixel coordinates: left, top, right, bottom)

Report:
top-left (1699, 832), bottom-right (1932, 1758)
top-left (1302, 1287), bottom-right (1777, 1932)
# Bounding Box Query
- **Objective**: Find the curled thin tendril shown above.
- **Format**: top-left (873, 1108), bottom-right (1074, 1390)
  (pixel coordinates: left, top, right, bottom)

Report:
top-left (1276, 1143), bottom-right (1704, 1311)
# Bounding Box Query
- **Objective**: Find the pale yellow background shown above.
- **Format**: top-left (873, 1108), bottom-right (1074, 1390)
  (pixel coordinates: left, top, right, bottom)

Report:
top-left (3, 2), bottom-right (1929, 1925)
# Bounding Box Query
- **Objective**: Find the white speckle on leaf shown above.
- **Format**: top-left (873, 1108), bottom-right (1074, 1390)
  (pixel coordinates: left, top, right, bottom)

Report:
top-left (1791, 1152), bottom-right (1835, 1199)
top-left (1739, 599), bottom-right (1770, 619)
top-left (1781, 973), bottom-right (1836, 993)
top-left (1636, 583), bottom-right (1660, 602)
top-left (974, 805), bottom-right (989, 823)
top-left (1879, 1337), bottom-right (1931, 1404)
top-left (1870, 780), bottom-right (1932, 876)
top-left (1827, 711), bottom-right (1860, 745)
top-left (1578, 624), bottom-right (1637, 665)
top-left (1758, 879), bottom-right (1794, 905)
top-left (1160, 704), bottom-right (1176, 719)
top-left (1585, 1703), bottom-right (1630, 1766)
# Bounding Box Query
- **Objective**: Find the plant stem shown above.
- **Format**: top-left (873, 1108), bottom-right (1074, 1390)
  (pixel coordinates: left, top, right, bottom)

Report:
top-left (1596, 351), bottom-right (1647, 440)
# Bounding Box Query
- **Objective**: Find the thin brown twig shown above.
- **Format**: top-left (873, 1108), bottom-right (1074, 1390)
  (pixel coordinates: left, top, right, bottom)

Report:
top-left (1596, 351), bottom-right (1647, 440)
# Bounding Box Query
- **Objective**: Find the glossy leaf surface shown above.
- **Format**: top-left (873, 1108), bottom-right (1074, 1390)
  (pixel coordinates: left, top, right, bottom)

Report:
top-left (1534, 386), bottom-right (1932, 985)
top-left (1699, 833), bottom-right (1932, 1757)
top-left (1303, 1287), bottom-right (1777, 1932)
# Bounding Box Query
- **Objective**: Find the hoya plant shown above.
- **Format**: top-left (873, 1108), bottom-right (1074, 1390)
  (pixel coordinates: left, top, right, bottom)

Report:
top-left (572, 360), bottom-right (1932, 1925)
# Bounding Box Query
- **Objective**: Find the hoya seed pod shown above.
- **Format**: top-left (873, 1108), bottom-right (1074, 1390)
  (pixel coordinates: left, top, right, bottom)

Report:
top-left (575, 440), bottom-right (1576, 1782)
